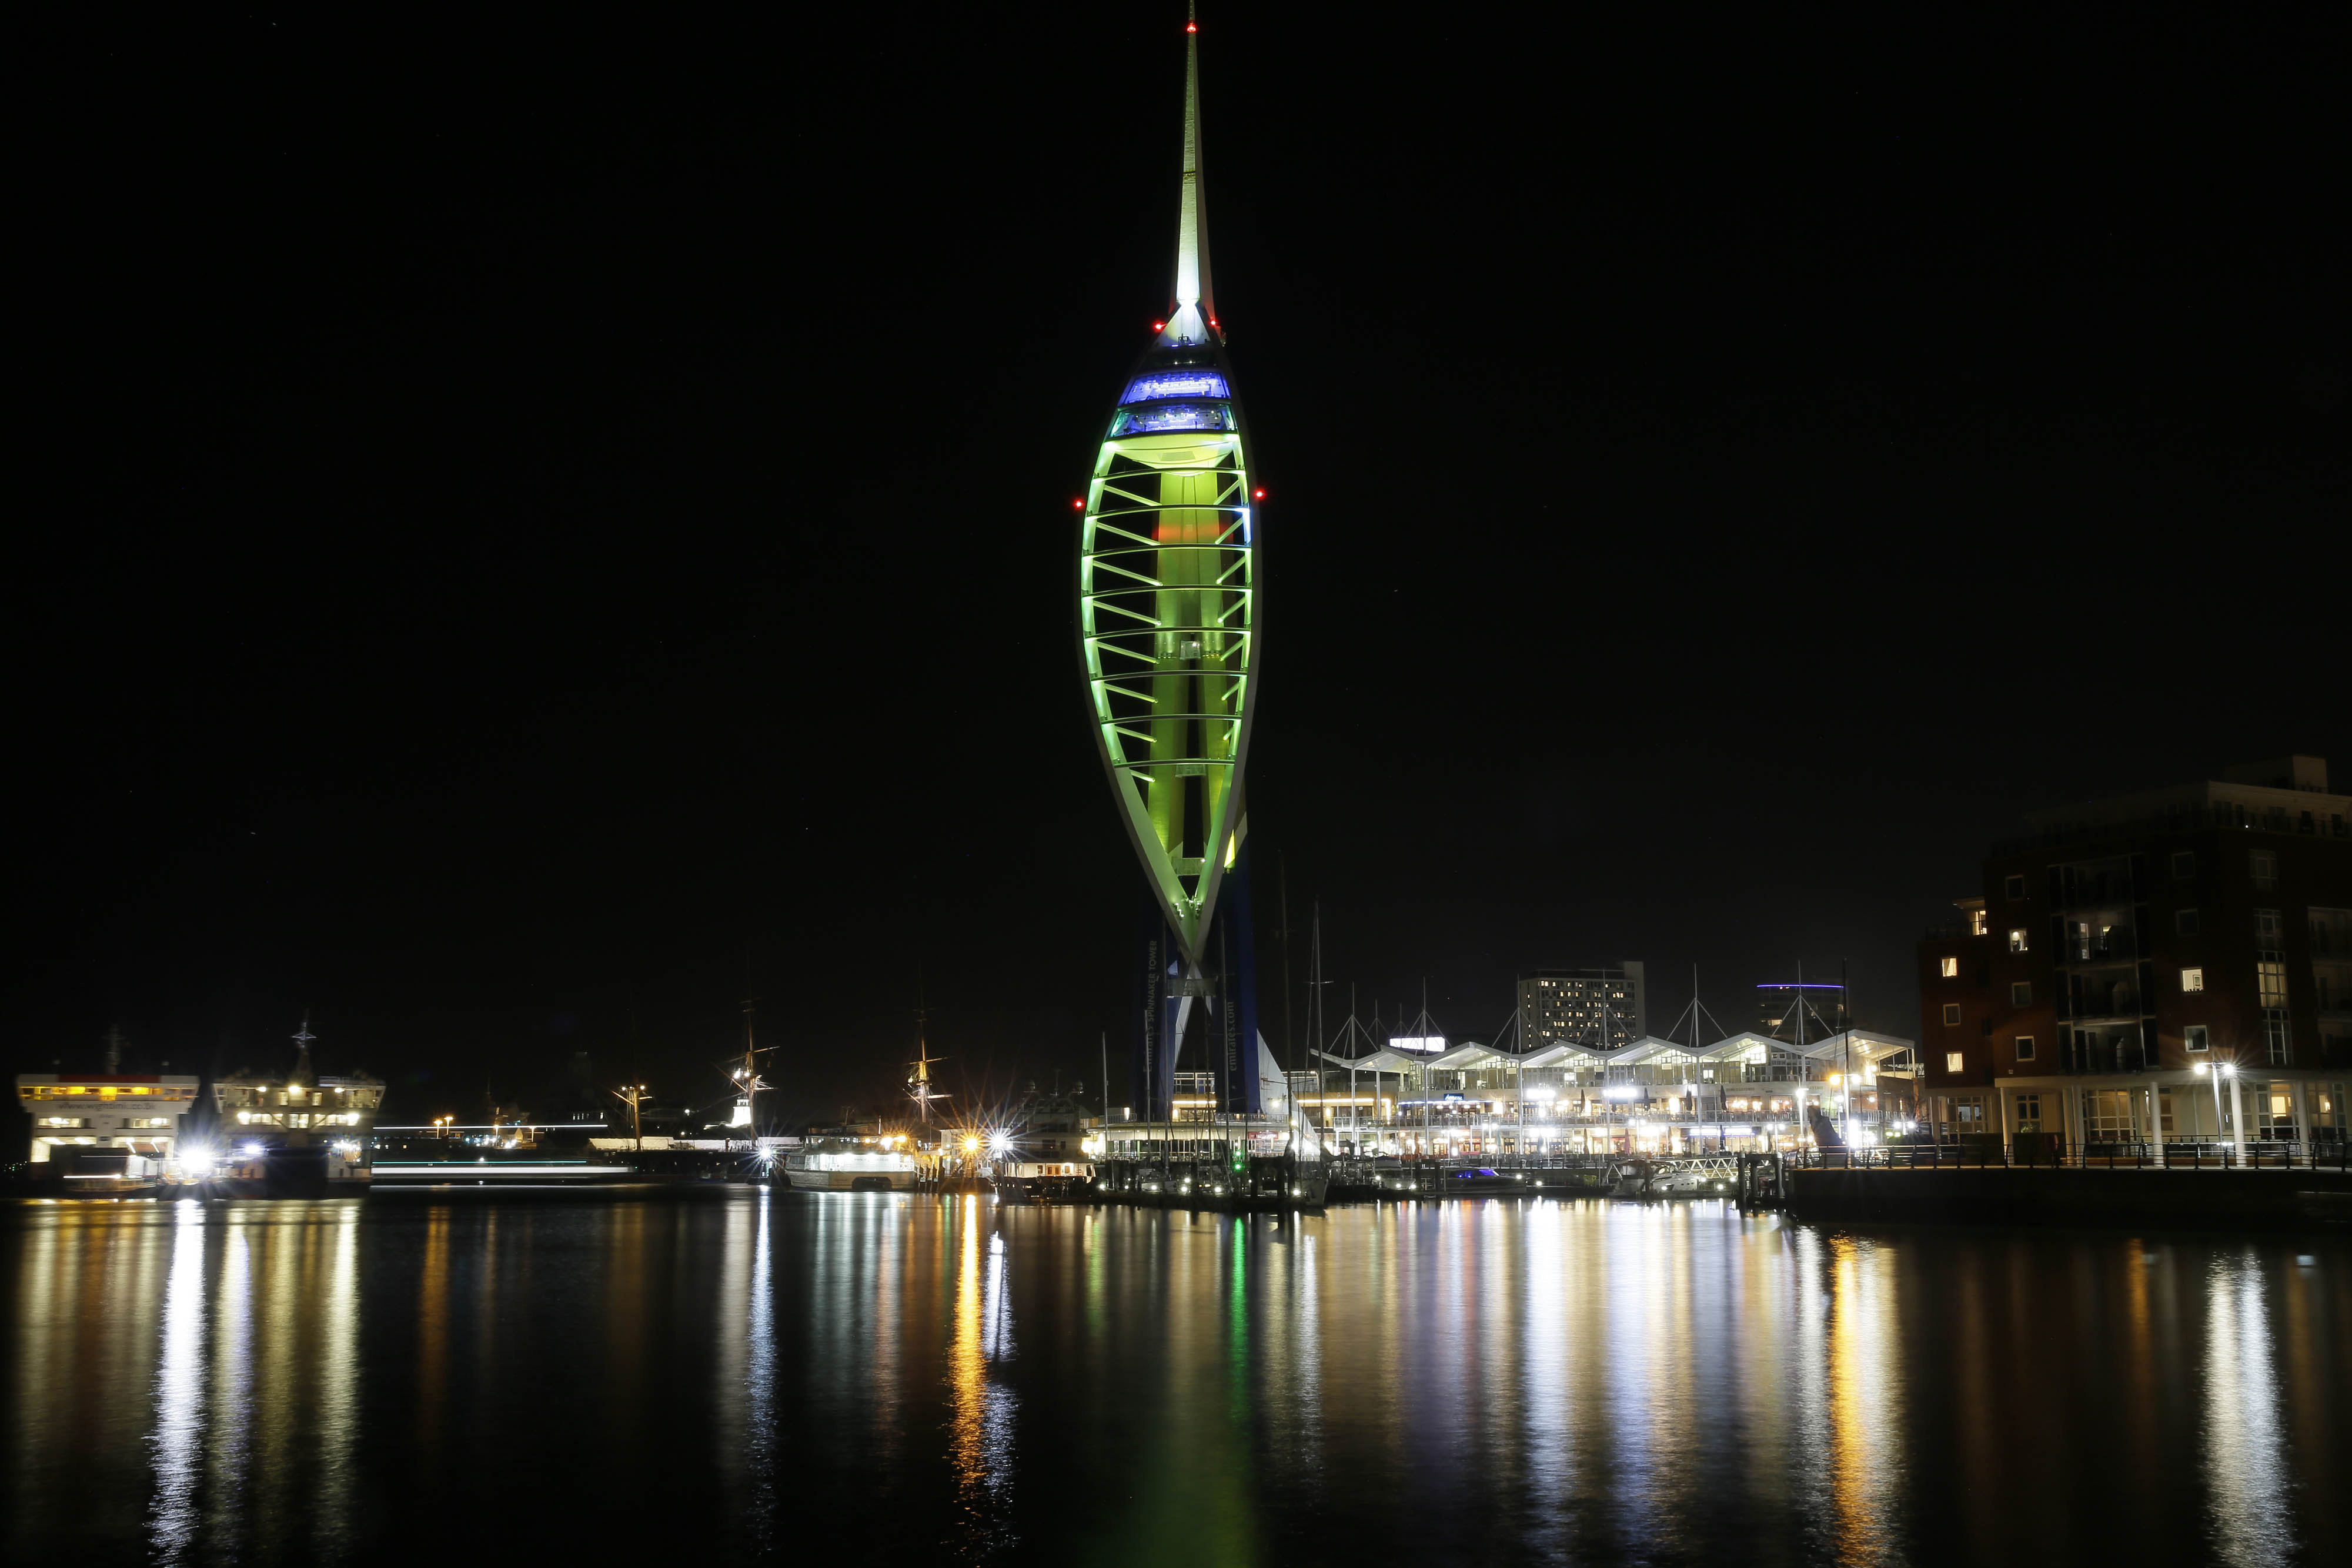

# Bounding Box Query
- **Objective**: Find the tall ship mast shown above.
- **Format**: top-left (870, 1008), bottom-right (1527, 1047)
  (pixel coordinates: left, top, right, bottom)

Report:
top-left (1077, 12), bottom-right (1265, 1119)
top-left (906, 1014), bottom-right (947, 1126)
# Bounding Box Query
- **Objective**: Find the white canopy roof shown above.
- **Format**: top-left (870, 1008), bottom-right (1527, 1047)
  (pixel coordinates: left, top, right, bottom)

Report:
top-left (1789, 1028), bottom-right (1916, 1064)
top-left (1317, 1048), bottom-right (1429, 1074)
top-left (1317, 1027), bottom-right (1915, 1076)
top-left (1689, 1031), bottom-right (1790, 1064)
top-left (1606, 1035), bottom-right (1703, 1066)
top-left (1424, 1039), bottom-right (1510, 1070)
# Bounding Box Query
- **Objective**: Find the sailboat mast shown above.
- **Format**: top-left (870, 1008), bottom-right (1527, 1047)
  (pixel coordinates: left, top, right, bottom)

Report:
top-left (1795, 960), bottom-right (1808, 1147)
top-left (741, 996), bottom-right (759, 1136)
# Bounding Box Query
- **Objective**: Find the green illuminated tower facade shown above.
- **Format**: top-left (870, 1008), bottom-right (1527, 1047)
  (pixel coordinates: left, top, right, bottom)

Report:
top-left (1077, 15), bottom-right (1258, 981)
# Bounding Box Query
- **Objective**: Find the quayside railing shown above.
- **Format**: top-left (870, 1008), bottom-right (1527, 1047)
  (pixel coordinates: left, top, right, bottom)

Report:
top-left (1786, 1141), bottom-right (2352, 1172)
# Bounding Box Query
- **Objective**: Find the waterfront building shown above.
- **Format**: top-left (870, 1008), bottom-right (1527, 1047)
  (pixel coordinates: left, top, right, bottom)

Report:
top-left (995, 1082), bottom-right (1101, 1182)
top-left (1518, 964), bottom-right (1646, 1051)
top-left (1917, 755), bottom-right (2352, 1152)
top-left (16, 1072), bottom-right (201, 1180)
top-left (212, 1018), bottom-right (386, 1180)
top-left (1311, 1025), bottom-right (1916, 1156)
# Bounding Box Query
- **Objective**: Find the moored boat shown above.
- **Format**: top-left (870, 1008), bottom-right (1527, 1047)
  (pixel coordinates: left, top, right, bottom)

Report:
top-left (782, 1145), bottom-right (916, 1192)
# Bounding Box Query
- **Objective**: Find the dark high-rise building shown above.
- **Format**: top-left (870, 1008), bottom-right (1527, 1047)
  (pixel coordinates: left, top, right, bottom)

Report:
top-left (1919, 755), bottom-right (2351, 1152)
top-left (1518, 964), bottom-right (1646, 1051)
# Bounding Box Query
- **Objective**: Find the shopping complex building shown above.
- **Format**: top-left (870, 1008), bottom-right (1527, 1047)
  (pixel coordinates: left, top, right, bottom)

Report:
top-left (1917, 755), bottom-right (2350, 1154)
top-left (1302, 1026), bottom-right (1919, 1156)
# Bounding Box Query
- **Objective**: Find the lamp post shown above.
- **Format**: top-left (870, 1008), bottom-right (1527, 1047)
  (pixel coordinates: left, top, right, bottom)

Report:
top-left (2224, 1058), bottom-right (2244, 1158)
top-left (2193, 1059), bottom-right (2240, 1159)
top-left (612, 1085), bottom-right (647, 1152)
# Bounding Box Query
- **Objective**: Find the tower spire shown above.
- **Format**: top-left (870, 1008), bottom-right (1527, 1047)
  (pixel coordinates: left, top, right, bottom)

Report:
top-left (1079, 5), bottom-right (1258, 974)
top-left (1158, 9), bottom-right (1215, 347)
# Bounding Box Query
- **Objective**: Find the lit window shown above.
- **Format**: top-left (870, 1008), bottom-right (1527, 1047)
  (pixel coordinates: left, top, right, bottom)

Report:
top-left (2176, 910), bottom-right (2200, 937)
top-left (1108, 402), bottom-right (1234, 436)
top-left (1945, 1052), bottom-right (1965, 1074)
top-left (2009, 928), bottom-right (2030, 954)
top-left (2011, 982), bottom-right (2033, 1007)
top-left (1121, 370), bottom-right (1232, 404)
top-left (2184, 1025), bottom-right (2210, 1052)
top-left (2005, 874), bottom-right (2027, 901)
top-left (1940, 956), bottom-right (1960, 978)
top-left (2016, 1036), bottom-right (2036, 1061)
top-left (1943, 1004), bottom-right (1962, 1027)
top-left (2258, 961), bottom-right (2288, 1008)
top-left (2181, 967), bottom-right (2204, 992)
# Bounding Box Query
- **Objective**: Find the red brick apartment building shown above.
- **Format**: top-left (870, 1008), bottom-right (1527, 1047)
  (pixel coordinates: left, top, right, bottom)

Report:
top-left (1919, 756), bottom-right (2351, 1153)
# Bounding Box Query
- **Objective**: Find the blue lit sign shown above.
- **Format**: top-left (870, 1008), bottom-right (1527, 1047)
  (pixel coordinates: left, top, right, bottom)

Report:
top-left (1121, 371), bottom-right (1231, 404)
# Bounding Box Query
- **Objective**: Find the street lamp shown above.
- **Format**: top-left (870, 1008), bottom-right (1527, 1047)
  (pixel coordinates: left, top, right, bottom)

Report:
top-left (2193, 1059), bottom-right (2239, 1155)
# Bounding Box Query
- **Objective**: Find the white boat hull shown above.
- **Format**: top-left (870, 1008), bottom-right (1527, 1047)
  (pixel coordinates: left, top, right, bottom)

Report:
top-left (784, 1169), bottom-right (914, 1192)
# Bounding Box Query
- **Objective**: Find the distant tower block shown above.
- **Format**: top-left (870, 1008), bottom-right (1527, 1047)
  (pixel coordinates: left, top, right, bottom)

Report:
top-left (1518, 964), bottom-right (1646, 1051)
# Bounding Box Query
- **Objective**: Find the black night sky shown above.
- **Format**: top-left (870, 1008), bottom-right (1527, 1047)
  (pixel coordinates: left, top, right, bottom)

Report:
top-left (12, 9), bottom-right (2343, 1136)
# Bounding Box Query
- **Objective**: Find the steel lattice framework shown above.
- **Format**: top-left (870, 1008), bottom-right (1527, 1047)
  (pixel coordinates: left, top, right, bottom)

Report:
top-left (1078, 16), bottom-right (1256, 968)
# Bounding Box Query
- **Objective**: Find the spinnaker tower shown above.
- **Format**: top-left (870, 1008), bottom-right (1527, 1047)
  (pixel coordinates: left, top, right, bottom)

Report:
top-left (1075, 14), bottom-right (1265, 1119)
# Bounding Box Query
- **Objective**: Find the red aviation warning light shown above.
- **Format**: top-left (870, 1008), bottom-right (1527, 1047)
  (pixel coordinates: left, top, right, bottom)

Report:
top-left (1252, 489), bottom-right (1265, 499)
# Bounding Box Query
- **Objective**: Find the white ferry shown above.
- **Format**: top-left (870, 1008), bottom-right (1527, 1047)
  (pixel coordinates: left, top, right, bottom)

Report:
top-left (781, 1146), bottom-right (916, 1192)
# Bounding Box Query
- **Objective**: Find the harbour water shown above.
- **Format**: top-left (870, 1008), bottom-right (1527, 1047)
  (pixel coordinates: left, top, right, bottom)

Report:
top-left (4, 1191), bottom-right (2346, 1566)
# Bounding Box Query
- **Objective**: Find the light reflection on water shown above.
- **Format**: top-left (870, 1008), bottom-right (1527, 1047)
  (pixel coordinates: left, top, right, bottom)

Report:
top-left (948, 1195), bottom-right (1018, 1554)
top-left (146, 1202), bottom-right (206, 1560)
top-left (2, 1194), bottom-right (2346, 1566)
top-left (203, 1218), bottom-right (252, 1549)
top-left (2204, 1248), bottom-right (2293, 1568)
